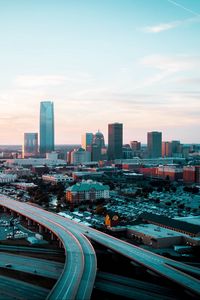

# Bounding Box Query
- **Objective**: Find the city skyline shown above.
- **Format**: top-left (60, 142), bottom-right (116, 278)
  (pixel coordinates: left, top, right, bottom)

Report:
top-left (0, 0), bottom-right (200, 144)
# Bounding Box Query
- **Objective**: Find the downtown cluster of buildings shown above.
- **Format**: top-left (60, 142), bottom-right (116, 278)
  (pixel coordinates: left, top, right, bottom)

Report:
top-left (20, 101), bottom-right (199, 164)
top-left (1, 100), bottom-right (200, 188)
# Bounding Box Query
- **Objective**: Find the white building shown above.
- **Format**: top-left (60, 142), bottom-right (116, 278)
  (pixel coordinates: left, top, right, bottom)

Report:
top-left (114, 157), bottom-right (185, 166)
top-left (127, 223), bottom-right (200, 248)
top-left (42, 174), bottom-right (73, 184)
top-left (5, 158), bottom-right (66, 167)
top-left (46, 152), bottom-right (58, 160)
top-left (0, 173), bottom-right (17, 183)
top-left (71, 148), bottom-right (91, 165)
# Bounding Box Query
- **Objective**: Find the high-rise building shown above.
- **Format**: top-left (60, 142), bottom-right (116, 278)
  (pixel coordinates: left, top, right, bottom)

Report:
top-left (147, 131), bottom-right (162, 158)
top-left (81, 133), bottom-right (93, 151)
top-left (171, 140), bottom-right (182, 157)
top-left (91, 143), bottom-right (101, 161)
top-left (123, 144), bottom-right (133, 159)
top-left (23, 133), bottom-right (38, 158)
top-left (162, 141), bottom-right (172, 157)
top-left (92, 131), bottom-right (105, 149)
top-left (40, 101), bottom-right (54, 154)
top-left (91, 130), bottom-right (106, 161)
top-left (130, 140), bottom-right (141, 157)
top-left (130, 141), bottom-right (141, 151)
top-left (108, 123), bottom-right (123, 160)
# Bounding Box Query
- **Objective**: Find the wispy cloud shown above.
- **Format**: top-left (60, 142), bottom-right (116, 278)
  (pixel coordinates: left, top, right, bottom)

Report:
top-left (14, 73), bottom-right (93, 88)
top-left (167, 0), bottom-right (200, 18)
top-left (142, 17), bottom-right (200, 33)
top-left (143, 0), bottom-right (200, 33)
top-left (173, 77), bottom-right (200, 86)
top-left (133, 54), bottom-right (200, 90)
top-left (14, 75), bottom-right (67, 88)
top-left (141, 54), bottom-right (200, 72)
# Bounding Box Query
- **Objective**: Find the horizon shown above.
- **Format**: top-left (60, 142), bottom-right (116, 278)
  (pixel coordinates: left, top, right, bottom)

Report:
top-left (0, 0), bottom-right (200, 144)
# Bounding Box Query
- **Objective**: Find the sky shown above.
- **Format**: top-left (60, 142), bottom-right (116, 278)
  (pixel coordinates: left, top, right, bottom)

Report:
top-left (0, 0), bottom-right (200, 144)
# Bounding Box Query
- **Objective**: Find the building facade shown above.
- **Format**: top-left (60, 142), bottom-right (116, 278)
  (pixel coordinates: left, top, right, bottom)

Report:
top-left (147, 131), bottom-right (162, 158)
top-left (162, 141), bottom-right (172, 157)
top-left (70, 148), bottom-right (91, 165)
top-left (66, 180), bottom-right (110, 203)
top-left (23, 133), bottom-right (38, 158)
top-left (81, 133), bottom-right (93, 151)
top-left (40, 101), bottom-right (54, 155)
top-left (108, 123), bottom-right (123, 160)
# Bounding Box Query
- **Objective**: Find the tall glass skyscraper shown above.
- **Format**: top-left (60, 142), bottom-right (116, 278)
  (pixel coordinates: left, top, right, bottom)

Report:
top-left (147, 131), bottom-right (162, 158)
top-left (108, 123), bottom-right (123, 160)
top-left (81, 133), bottom-right (93, 150)
top-left (40, 101), bottom-right (54, 154)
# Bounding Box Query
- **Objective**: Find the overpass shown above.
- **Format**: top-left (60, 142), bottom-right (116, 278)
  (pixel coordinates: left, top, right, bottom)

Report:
top-left (0, 195), bottom-right (200, 299)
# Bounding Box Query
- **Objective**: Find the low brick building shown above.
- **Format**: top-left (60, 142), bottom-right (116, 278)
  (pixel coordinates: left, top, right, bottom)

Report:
top-left (66, 180), bottom-right (110, 204)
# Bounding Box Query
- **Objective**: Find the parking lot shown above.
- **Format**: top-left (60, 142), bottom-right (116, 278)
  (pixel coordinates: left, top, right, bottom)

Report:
top-left (0, 214), bottom-right (32, 241)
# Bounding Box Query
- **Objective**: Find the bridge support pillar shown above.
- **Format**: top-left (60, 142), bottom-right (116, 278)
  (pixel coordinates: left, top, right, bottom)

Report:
top-left (51, 232), bottom-right (55, 241)
top-left (27, 219), bottom-right (32, 226)
top-left (58, 240), bottom-right (63, 248)
top-left (10, 211), bottom-right (15, 217)
top-left (38, 225), bottom-right (44, 233)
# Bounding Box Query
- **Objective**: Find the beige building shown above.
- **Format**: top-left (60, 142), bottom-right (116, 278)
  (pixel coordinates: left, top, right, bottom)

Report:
top-left (66, 180), bottom-right (110, 204)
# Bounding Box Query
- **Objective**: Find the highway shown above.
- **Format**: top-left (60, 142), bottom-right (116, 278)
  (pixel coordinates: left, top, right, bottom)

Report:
top-left (0, 252), bottom-right (63, 279)
top-left (0, 244), bottom-right (64, 255)
top-left (0, 195), bottom-right (97, 300)
top-left (0, 195), bottom-right (200, 299)
top-left (0, 275), bottom-right (50, 300)
top-left (97, 271), bottom-right (178, 297)
top-left (95, 279), bottom-right (176, 300)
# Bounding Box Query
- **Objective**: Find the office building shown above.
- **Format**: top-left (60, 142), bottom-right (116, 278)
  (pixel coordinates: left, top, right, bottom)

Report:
top-left (91, 130), bottom-right (106, 161)
top-left (23, 133), bottom-right (38, 158)
top-left (92, 130), bottom-right (105, 149)
top-left (130, 141), bottom-right (142, 157)
top-left (130, 141), bottom-right (141, 151)
top-left (81, 133), bottom-right (93, 151)
top-left (123, 144), bottom-right (133, 159)
top-left (70, 148), bottom-right (91, 165)
top-left (108, 123), bottom-right (123, 160)
top-left (171, 140), bottom-right (181, 156)
top-left (147, 131), bottom-right (162, 158)
top-left (91, 143), bottom-right (101, 161)
top-left (40, 101), bottom-right (54, 154)
top-left (162, 141), bottom-right (172, 157)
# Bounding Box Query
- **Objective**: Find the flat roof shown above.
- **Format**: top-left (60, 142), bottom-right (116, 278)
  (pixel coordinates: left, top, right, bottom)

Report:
top-left (127, 223), bottom-right (184, 238)
top-left (174, 216), bottom-right (200, 226)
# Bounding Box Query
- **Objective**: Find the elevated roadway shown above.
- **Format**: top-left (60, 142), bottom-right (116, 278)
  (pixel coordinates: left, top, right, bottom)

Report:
top-left (0, 195), bottom-right (200, 298)
top-left (0, 195), bottom-right (96, 300)
top-left (0, 275), bottom-right (50, 300)
top-left (0, 252), bottom-right (63, 279)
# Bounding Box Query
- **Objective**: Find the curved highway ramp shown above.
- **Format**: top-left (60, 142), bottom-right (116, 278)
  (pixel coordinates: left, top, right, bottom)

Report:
top-left (0, 195), bottom-right (200, 300)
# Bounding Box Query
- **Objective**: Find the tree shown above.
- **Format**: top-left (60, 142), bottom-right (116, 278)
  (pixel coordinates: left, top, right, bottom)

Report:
top-left (178, 203), bottom-right (185, 209)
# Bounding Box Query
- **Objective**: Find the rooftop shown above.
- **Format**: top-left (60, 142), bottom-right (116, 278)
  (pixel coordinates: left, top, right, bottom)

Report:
top-left (127, 223), bottom-right (184, 238)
